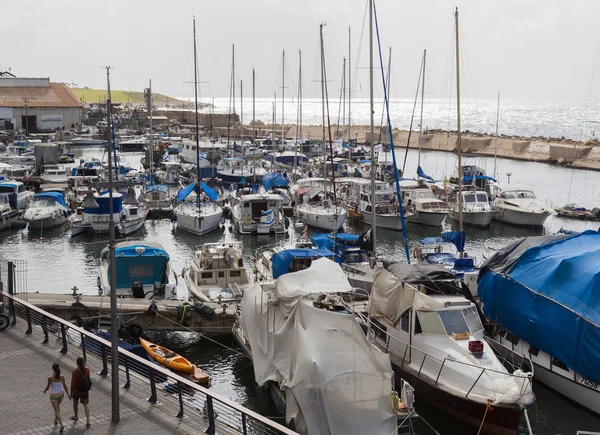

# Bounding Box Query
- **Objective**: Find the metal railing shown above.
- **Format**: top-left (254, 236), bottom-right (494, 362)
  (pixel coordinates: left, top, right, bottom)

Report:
top-left (1, 291), bottom-right (297, 435)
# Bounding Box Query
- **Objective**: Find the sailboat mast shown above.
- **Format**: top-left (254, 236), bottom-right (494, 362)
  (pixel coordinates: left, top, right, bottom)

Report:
top-left (342, 57), bottom-right (346, 141)
top-left (252, 69), bottom-right (256, 182)
top-left (281, 50), bottom-right (285, 152)
top-left (320, 24), bottom-right (327, 194)
top-left (494, 91), bottom-right (500, 180)
top-left (148, 79), bottom-right (153, 183)
top-left (348, 26), bottom-right (352, 160)
top-left (240, 79), bottom-right (243, 177)
top-left (369, 0), bottom-right (376, 255)
top-left (321, 25), bottom-right (337, 200)
top-left (418, 49), bottom-right (426, 169)
top-left (193, 19), bottom-right (201, 205)
top-left (227, 45), bottom-right (234, 153)
top-left (455, 7), bottom-right (464, 240)
top-left (295, 49), bottom-right (302, 178)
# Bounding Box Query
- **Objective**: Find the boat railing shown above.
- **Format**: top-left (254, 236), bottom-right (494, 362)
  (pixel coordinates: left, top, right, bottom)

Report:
top-left (357, 311), bottom-right (533, 404)
top-left (484, 335), bottom-right (535, 376)
top-left (0, 291), bottom-right (297, 435)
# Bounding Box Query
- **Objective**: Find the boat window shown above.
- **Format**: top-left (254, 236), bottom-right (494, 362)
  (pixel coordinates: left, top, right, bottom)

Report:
top-left (501, 192), bottom-right (516, 199)
top-left (552, 358), bottom-right (570, 372)
top-left (416, 311), bottom-right (446, 335)
top-left (476, 194), bottom-right (488, 203)
top-left (414, 313), bottom-right (423, 334)
top-left (529, 344), bottom-right (540, 357)
top-left (515, 190), bottom-right (536, 199)
top-left (0, 186), bottom-right (14, 193)
top-left (18, 185), bottom-right (26, 193)
top-left (439, 310), bottom-right (469, 335)
top-left (400, 310), bottom-right (410, 333)
top-left (230, 270), bottom-right (241, 277)
top-left (201, 272), bottom-right (212, 279)
top-left (504, 331), bottom-right (520, 346)
top-left (463, 307), bottom-right (484, 333)
top-left (130, 208), bottom-right (138, 216)
top-left (218, 271), bottom-right (225, 278)
top-left (372, 318), bottom-right (387, 342)
top-left (464, 194), bottom-right (476, 203)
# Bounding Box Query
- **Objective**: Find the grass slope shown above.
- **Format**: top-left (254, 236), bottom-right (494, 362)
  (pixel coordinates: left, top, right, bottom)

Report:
top-left (72, 88), bottom-right (190, 106)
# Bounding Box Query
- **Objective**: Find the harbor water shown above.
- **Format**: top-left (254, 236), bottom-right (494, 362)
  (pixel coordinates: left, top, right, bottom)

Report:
top-left (2, 147), bottom-right (600, 434)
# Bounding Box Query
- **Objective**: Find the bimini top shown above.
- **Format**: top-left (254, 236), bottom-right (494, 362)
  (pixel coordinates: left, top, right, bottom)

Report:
top-left (478, 230), bottom-right (600, 383)
top-left (34, 191), bottom-right (66, 207)
top-left (102, 242), bottom-right (170, 289)
top-left (272, 248), bottom-right (338, 279)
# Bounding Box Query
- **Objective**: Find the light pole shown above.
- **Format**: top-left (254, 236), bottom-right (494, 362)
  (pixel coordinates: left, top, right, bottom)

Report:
top-left (23, 103), bottom-right (29, 135)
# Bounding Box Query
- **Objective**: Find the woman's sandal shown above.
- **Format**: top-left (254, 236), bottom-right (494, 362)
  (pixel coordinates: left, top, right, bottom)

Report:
top-left (59, 426), bottom-right (65, 433)
top-left (86, 423), bottom-right (91, 428)
top-left (70, 416), bottom-right (78, 421)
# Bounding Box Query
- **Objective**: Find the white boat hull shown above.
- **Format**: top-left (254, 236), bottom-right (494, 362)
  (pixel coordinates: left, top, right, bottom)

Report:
top-left (295, 205), bottom-right (346, 231)
top-left (493, 207), bottom-right (551, 227)
top-left (361, 210), bottom-right (406, 231)
top-left (448, 209), bottom-right (494, 227)
top-left (119, 217), bottom-right (146, 236)
top-left (27, 214), bottom-right (67, 229)
top-left (407, 210), bottom-right (446, 227)
top-left (175, 208), bottom-right (222, 237)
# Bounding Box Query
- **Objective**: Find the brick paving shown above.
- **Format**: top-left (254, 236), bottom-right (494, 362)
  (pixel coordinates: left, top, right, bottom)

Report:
top-left (0, 321), bottom-right (221, 434)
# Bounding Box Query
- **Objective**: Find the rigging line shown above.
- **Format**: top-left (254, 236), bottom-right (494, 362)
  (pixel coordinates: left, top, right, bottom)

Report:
top-left (579, 31), bottom-right (600, 140)
top-left (352, 0), bottom-right (369, 96)
top-left (373, 0), bottom-right (410, 263)
top-left (336, 59), bottom-right (345, 139)
top-left (401, 54), bottom-right (424, 176)
top-left (457, 20), bottom-right (477, 106)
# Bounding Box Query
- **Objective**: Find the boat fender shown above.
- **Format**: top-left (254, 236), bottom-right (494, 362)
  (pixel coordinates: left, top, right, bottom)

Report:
top-left (127, 323), bottom-right (143, 338)
top-left (69, 315), bottom-right (83, 328)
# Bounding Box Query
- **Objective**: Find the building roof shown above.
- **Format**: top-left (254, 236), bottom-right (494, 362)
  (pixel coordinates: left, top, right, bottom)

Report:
top-left (0, 83), bottom-right (81, 108)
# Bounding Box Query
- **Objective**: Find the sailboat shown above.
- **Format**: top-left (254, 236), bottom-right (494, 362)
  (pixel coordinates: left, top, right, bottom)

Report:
top-left (295, 24), bottom-right (348, 232)
top-left (172, 19), bottom-right (223, 237)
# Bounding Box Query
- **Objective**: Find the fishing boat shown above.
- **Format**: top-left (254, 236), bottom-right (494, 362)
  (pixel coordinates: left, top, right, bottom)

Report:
top-left (139, 184), bottom-right (173, 218)
top-left (553, 203), bottom-right (600, 221)
top-left (23, 192), bottom-right (69, 229)
top-left (183, 242), bottom-right (251, 303)
top-left (139, 338), bottom-right (195, 375)
top-left (0, 180), bottom-right (34, 210)
top-left (0, 193), bottom-right (22, 230)
top-left (231, 193), bottom-right (286, 235)
top-left (367, 262), bottom-right (534, 435)
top-left (98, 241), bottom-right (177, 299)
top-left (489, 183), bottom-right (551, 227)
top-left (478, 230), bottom-right (600, 417)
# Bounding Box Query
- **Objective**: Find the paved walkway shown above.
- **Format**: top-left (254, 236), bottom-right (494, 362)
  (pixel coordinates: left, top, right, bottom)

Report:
top-left (0, 321), bottom-right (217, 435)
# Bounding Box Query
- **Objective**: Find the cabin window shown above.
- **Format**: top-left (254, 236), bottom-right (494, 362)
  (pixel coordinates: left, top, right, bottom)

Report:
top-left (372, 318), bottom-right (387, 343)
top-left (230, 270), bottom-right (241, 277)
top-left (416, 311), bottom-right (446, 335)
top-left (130, 208), bottom-right (138, 216)
top-left (18, 185), bottom-right (25, 193)
top-left (504, 331), bottom-right (520, 346)
top-left (529, 345), bottom-right (540, 357)
top-left (190, 270), bottom-right (196, 283)
top-left (552, 358), bottom-right (569, 372)
top-left (129, 265), bottom-right (153, 279)
top-left (476, 194), bottom-right (488, 203)
top-left (464, 194), bottom-right (476, 203)
top-left (502, 192), bottom-right (516, 199)
top-left (218, 271), bottom-right (225, 278)
top-left (439, 310), bottom-right (470, 335)
top-left (463, 307), bottom-right (484, 333)
top-left (400, 310), bottom-right (410, 333)
top-left (201, 272), bottom-right (212, 279)
top-left (414, 314), bottom-right (423, 334)
top-left (192, 146), bottom-right (196, 151)
top-left (186, 145), bottom-right (190, 149)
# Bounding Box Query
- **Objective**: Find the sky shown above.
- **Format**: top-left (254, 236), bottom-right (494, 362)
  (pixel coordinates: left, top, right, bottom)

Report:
top-left (2, 0), bottom-right (600, 102)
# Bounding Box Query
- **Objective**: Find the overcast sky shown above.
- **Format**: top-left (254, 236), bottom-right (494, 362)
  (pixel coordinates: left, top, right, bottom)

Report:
top-left (2, 0), bottom-right (599, 101)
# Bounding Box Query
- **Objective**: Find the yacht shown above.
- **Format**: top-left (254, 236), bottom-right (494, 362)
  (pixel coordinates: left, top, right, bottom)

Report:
top-left (40, 165), bottom-right (69, 184)
top-left (118, 136), bottom-right (147, 152)
top-left (23, 192), bottom-right (69, 229)
top-left (183, 242), bottom-right (251, 303)
top-left (447, 190), bottom-right (495, 228)
top-left (231, 193), bottom-right (286, 235)
top-left (70, 137), bottom-right (106, 147)
top-left (0, 193), bottom-right (22, 230)
top-left (0, 181), bottom-right (34, 210)
top-left (356, 188), bottom-right (410, 230)
top-left (400, 179), bottom-right (448, 227)
top-left (217, 157), bottom-right (266, 185)
top-left (367, 263), bottom-right (534, 435)
top-left (98, 241), bottom-right (176, 299)
top-left (488, 183), bottom-right (551, 227)
top-left (179, 139), bottom-right (226, 164)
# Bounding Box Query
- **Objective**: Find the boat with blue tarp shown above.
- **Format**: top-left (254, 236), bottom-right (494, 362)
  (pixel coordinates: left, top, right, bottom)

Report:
top-left (23, 191), bottom-right (69, 229)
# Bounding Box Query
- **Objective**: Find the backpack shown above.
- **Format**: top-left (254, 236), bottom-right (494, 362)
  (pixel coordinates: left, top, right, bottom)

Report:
top-left (78, 368), bottom-right (92, 394)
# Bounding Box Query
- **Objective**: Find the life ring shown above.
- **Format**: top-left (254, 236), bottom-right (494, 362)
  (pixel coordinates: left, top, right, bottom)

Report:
top-left (127, 323), bottom-right (143, 338)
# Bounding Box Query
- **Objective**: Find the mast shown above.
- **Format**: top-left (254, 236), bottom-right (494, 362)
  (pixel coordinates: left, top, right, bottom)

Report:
top-left (321, 23), bottom-right (337, 200)
top-left (369, 0), bottom-right (376, 255)
top-left (418, 49), bottom-right (426, 169)
top-left (252, 69), bottom-right (256, 182)
top-left (281, 50), bottom-right (285, 154)
top-left (240, 79), bottom-right (243, 176)
top-left (455, 7), bottom-right (464, 246)
top-left (227, 44), bottom-right (234, 154)
top-left (232, 45), bottom-right (236, 150)
top-left (271, 96), bottom-right (276, 171)
top-left (336, 58), bottom-right (346, 140)
top-left (194, 18), bottom-right (201, 208)
top-left (378, 47), bottom-right (392, 143)
top-left (320, 24), bottom-right (327, 195)
top-left (295, 49), bottom-right (302, 178)
top-left (348, 26), bottom-right (352, 161)
top-left (147, 79), bottom-right (153, 184)
top-left (494, 91), bottom-right (500, 180)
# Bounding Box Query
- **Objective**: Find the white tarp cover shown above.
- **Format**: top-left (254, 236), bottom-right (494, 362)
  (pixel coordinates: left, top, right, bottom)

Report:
top-left (369, 266), bottom-right (445, 325)
top-left (240, 259), bottom-right (396, 435)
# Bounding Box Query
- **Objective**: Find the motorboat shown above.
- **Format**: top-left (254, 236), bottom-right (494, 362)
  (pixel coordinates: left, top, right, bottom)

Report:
top-left (179, 139), bottom-right (226, 164)
top-left (70, 137), bottom-right (106, 147)
top-left (0, 181), bottom-right (34, 210)
top-left (254, 246), bottom-right (339, 282)
top-left (154, 161), bottom-right (181, 184)
top-left (183, 242), bottom-right (251, 303)
top-left (295, 196), bottom-right (347, 232)
top-left (236, 258), bottom-right (399, 434)
top-left (231, 193), bottom-right (286, 235)
top-left (98, 241), bottom-right (176, 299)
top-left (478, 230), bottom-right (600, 417)
top-left (139, 184), bottom-right (173, 218)
top-left (23, 192), bottom-right (69, 230)
top-left (355, 188), bottom-right (409, 231)
top-left (489, 183), bottom-right (551, 227)
top-left (553, 204), bottom-right (600, 221)
top-left (367, 262), bottom-right (534, 435)
top-left (264, 150), bottom-right (309, 166)
top-left (40, 165), bottom-right (69, 184)
top-left (68, 175), bottom-right (98, 207)
top-left (172, 181), bottom-right (223, 237)
top-left (400, 179), bottom-right (448, 227)
top-left (447, 190), bottom-right (496, 228)
top-left (0, 161), bottom-right (30, 180)
top-left (0, 193), bottom-right (22, 230)
top-left (118, 136), bottom-right (147, 152)
top-left (217, 157), bottom-right (266, 185)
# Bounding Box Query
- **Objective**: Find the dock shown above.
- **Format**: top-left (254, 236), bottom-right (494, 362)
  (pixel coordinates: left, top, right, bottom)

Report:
top-left (20, 292), bottom-right (236, 333)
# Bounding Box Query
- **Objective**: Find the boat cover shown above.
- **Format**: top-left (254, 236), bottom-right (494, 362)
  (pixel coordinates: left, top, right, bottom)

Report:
top-left (34, 192), bottom-right (66, 207)
top-left (420, 231), bottom-right (466, 252)
top-left (478, 230), bottom-right (600, 383)
top-left (417, 165), bottom-right (433, 181)
top-left (271, 248), bottom-right (337, 279)
top-left (262, 172), bottom-right (288, 191)
top-left (86, 193), bottom-right (123, 214)
top-left (145, 184), bottom-right (169, 192)
top-left (240, 259), bottom-right (396, 434)
top-left (102, 242), bottom-right (169, 288)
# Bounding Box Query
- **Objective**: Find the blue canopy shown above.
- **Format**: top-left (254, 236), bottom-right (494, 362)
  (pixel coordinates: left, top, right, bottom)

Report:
top-left (199, 180), bottom-right (218, 202)
top-left (102, 243), bottom-right (169, 289)
top-left (34, 192), bottom-right (66, 207)
top-left (86, 193), bottom-right (123, 214)
top-left (272, 248), bottom-right (337, 279)
top-left (417, 165), bottom-right (433, 181)
top-left (463, 175), bottom-right (496, 183)
top-left (0, 182), bottom-right (17, 189)
top-left (312, 233), bottom-right (360, 251)
top-left (262, 172), bottom-right (289, 191)
top-left (478, 230), bottom-right (600, 383)
top-left (177, 183), bottom-right (195, 201)
top-left (419, 231), bottom-right (466, 252)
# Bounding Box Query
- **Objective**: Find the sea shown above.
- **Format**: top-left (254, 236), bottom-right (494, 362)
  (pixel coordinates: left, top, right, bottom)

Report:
top-left (2, 99), bottom-right (600, 434)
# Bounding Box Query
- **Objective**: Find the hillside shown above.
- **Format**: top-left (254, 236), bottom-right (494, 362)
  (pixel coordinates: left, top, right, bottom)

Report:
top-left (71, 88), bottom-right (197, 107)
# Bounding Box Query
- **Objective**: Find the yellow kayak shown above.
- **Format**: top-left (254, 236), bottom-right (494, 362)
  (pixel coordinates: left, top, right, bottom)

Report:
top-left (139, 338), bottom-right (195, 375)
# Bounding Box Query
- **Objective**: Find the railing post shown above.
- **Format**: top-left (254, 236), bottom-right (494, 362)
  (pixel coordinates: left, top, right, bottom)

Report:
top-left (25, 307), bottom-right (32, 334)
top-left (417, 354), bottom-right (427, 378)
top-left (60, 323), bottom-right (68, 354)
top-left (148, 368), bottom-right (157, 404)
top-left (434, 359), bottom-right (447, 386)
top-left (7, 262), bottom-right (16, 325)
top-left (123, 357), bottom-right (131, 389)
top-left (241, 413), bottom-right (247, 435)
top-left (401, 343), bottom-right (409, 366)
top-left (205, 397), bottom-right (216, 434)
top-left (42, 316), bottom-right (48, 344)
top-left (176, 381), bottom-right (184, 418)
top-left (465, 368), bottom-right (485, 398)
top-left (99, 345), bottom-right (108, 376)
top-left (80, 332), bottom-right (87, 362)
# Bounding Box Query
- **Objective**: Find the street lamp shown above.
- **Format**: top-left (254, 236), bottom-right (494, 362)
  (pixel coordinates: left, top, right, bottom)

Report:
top-left (23, 104), bottom-right (28, 135)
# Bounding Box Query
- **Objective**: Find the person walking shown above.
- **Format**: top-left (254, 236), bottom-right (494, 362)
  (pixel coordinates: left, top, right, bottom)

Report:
top-left (70, 357), bottom-right (92, 428)
top-left (43, 363), bottom-right (69, 432)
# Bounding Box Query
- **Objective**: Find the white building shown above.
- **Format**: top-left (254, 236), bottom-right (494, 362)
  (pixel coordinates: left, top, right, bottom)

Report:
top-left (0, 76), bottom-right (82, 132)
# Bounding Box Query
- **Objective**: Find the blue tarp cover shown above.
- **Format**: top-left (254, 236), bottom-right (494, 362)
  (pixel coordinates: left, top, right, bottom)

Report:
top-left (272, 248), bottom-right (337, 279)
top-left (0, 182), bottom-right (17, 189)
top-left (34, 192), bottom-right (66, 207)
top-left (262, 172), bottom-right (289, 191)
top-left (104, 244), bottom-right (169, 289)
top-left (478, 230), bottom-right (600, 383)
top-left (312, 233), bottom-right (359, 251)
top-left (85, 193), bottom-right (123, 214)
top-left (419, 231), bottom-right (466, 252)
top-left (463, 175), bottom-right (496, 183)
top-left (199, 181), bottom-right (218, 202)
top-left (177, 183), bottom-right (195, 201)
top-left (417, 166), bottom-right (433, 181)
